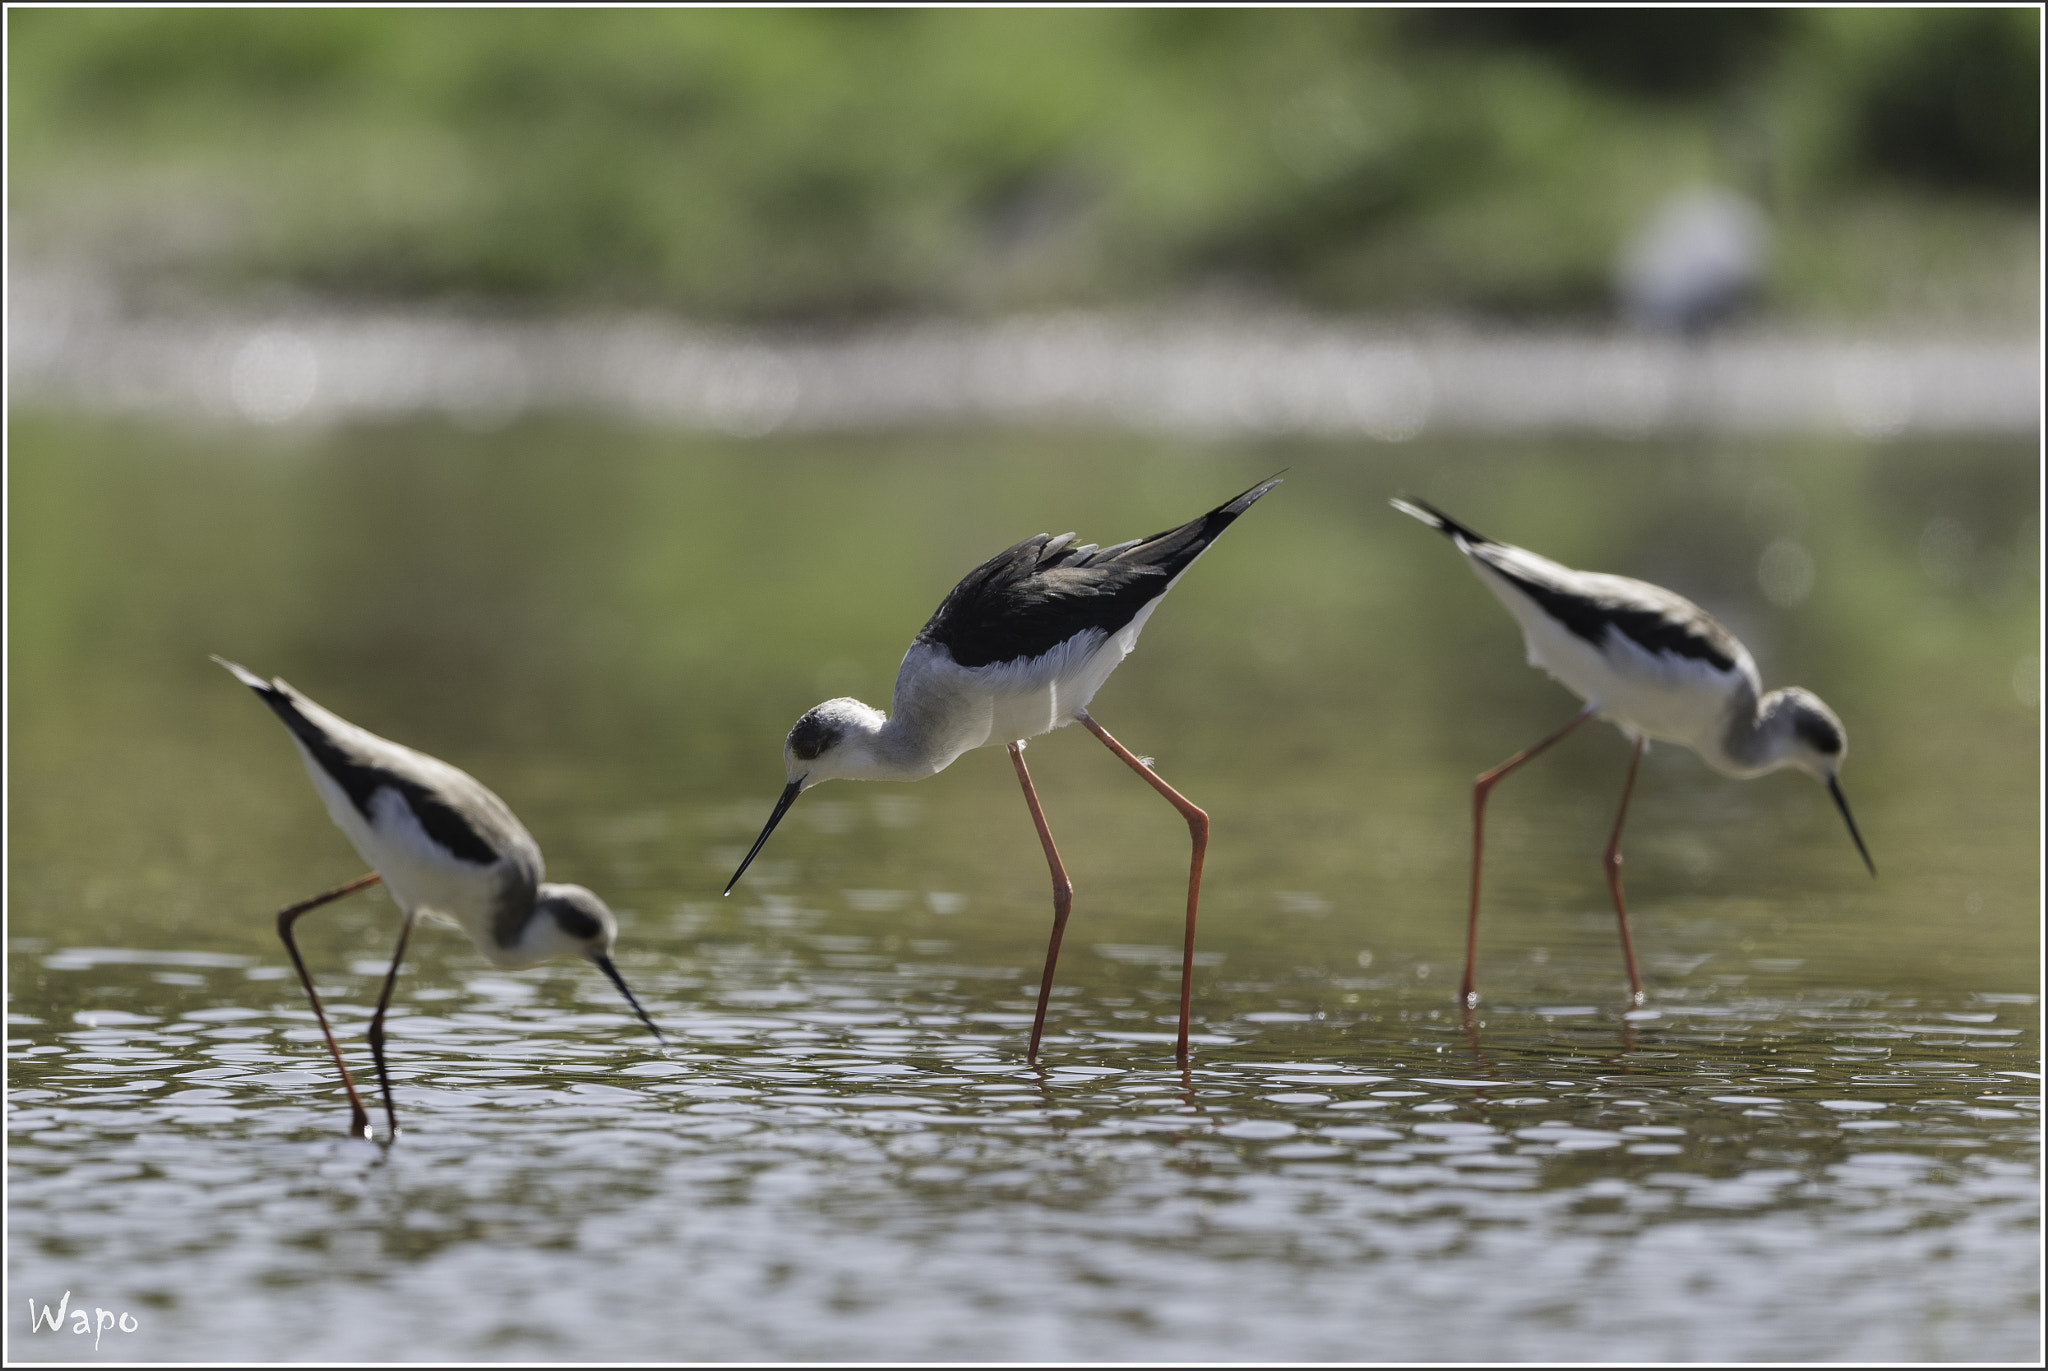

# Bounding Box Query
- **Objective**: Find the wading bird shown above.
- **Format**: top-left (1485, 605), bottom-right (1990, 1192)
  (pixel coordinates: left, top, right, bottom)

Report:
top-left (725, 477), bottom-right (1282, 1062)
top-left (1390, 499), bottom-right (1874, 1008)
top-left (217, 658), bottom-right (661, 1140)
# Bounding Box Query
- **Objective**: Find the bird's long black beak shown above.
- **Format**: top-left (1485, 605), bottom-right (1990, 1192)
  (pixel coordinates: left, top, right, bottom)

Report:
top-left (593, 952), bottom-right (665, 1043)
top-left (1828, 774), bottom-right (1876, 878)
top-left (725, 778), bottom-right (803, 895)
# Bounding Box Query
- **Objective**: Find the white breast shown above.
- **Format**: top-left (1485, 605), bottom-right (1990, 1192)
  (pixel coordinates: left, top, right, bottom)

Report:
top-left (290, 742), bottom-right (520, 952)
top-left (981, 583), bottom-right (1172, 742)
top-left (884, 586), bottom-right (1176, 773)
top-left (980, 626), bottom-right (1108, 743)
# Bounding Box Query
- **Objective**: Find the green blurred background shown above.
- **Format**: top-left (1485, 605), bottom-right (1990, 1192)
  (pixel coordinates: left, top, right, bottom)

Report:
top-left (6, 1), bottom-right (2040, 997)
top-left (6, 14), bottom-right (2039, 1362)
top-left (8, 7), bottom-right (2039, 323)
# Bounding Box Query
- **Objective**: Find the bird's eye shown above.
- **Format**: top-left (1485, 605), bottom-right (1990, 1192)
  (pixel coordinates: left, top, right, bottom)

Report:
top-left (787, 715), bottom-right (838, 761)
top-left (1793, 712), bottom-right (1842, 755)
top-left (553, 905), bottom-right (602, 940)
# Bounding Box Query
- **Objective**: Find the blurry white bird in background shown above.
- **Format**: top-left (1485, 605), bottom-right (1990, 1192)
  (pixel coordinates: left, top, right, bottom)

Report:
top-left (1616, 186), bottom-right (1771, 336)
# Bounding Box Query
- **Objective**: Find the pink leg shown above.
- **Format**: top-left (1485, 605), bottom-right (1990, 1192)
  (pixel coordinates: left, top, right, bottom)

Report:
top-left (1010, 742), bottom-right (1075, 1065)
top-left (1465, 704), bottom-right (1597, 1007)
top-left (1078, 711), bottom-right (1207, 1063)
top-left (1602, 734), bottom-right (1648, 1006)
top-left (275, 872), bottom-right (384, 1139)
top-left (365, 907), bottom-right (420, 1141)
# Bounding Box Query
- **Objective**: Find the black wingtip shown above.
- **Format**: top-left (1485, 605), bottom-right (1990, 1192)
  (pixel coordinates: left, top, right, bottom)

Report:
top-left (215, 655), bottom-right (306, 728)
top-left (1390, 496), bottom-right (1490, 546)
top-left (215, 658), bottom-right (363, 793)
top-left (212, 655), bottom-right (273, 694)
top-left (1220, 473), bottom-right (1285, 517)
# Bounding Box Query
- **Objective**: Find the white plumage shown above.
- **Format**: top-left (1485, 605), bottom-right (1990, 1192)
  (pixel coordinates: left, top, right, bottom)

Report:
top-left (1393, 498), bottom-right (1873, 1009)
top-left (727, 478), bottom-right (1282, 1062)
top-left (217, 656), bottom-right (661, 1140)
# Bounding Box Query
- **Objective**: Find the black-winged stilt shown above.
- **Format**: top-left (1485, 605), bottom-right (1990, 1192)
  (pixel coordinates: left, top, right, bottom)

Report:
top-left (216, 657), bottom-right (662, 1140)
top-left (725, 477), bottom-right (1282, 1063)
top-left (1391, 498), bottom-right (1874, 1009)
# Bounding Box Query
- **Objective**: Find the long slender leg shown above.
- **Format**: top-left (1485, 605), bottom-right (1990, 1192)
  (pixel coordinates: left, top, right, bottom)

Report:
top-left (1077, 710), bottom-right (1207, 1063)
top-left (365, 907), bottom-right (420, 1141)
top-left (1464, 704), bottom-right (1597, 1008)
top-left (1176, 1060), bottom-right (1201, 1113)
top-left (275, 872), bottom-right (383, 1139)
top-left (1010, 742), bottom-right (1075, 1065)
top-left (1602, 734), bottom-right (1648, 1006)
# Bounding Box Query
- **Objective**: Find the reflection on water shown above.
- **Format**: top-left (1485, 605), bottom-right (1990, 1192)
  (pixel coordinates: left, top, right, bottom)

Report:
top-left (10, 947), bottom-right (2037, 1361)
top-left (7, 416), bottom-right (2038, 1359)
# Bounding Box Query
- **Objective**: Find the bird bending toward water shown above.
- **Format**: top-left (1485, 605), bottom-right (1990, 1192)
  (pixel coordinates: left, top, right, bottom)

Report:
top-left (216, 657), bottom-right (661, 1141)
top-left (726, 477), bottom-right (1283, 1063)
top-left (1390, 498), bottom-right (1874, 1009)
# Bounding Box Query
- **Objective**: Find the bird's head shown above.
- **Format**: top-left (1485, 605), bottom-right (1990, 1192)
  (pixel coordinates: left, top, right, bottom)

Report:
top-left (531, 883), bottom-right (664, 1041)
top-left (1772, 688), bottom-right (1848, 779)
top-left (1765, 688), bottom-right (1875, 878)
top-left (725, 698), bottom-right (887, 895)
top-left (783, 697), bottom-right (888, 785)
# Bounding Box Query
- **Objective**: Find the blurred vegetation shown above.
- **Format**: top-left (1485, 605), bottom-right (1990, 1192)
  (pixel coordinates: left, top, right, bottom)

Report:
top-left (7, 8), bottom-right (2038, 322)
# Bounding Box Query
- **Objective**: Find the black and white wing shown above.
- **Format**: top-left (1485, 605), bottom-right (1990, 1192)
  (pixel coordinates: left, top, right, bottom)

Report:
top-left (215, 657), bottom-right (542, 943)
top-left (1392, 497), bottom-right (1748, 676)
top-left (916, 476), bottom-right (1282, 669)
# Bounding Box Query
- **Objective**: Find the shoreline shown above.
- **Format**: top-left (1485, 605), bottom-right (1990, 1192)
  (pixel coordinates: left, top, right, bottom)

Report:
top-left (9, 272), bottom-right (2038, 438)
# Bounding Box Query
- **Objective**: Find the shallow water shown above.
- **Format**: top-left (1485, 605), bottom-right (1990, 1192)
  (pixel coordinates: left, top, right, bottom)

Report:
top-left (8, 417), bottom-right (2039, 1360)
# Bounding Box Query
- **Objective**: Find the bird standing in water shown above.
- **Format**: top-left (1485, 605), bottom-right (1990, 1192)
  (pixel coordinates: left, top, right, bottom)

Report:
top-left (217, 658), bottom-right (662, 1140)
top-left (1391, 499), bottom-right (1874, 1009)
top-left (726, 477), bottom-right (1282, 1063)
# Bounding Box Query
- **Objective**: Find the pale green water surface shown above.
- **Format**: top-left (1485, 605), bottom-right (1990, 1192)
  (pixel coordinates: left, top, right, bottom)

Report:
top-left (8, 417), bottom-right (2039, 1360)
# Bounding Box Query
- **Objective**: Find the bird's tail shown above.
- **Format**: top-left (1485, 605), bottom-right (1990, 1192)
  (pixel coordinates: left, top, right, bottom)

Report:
top-left (213, 656), bottom-right (330, 756)
top-left (1090, 474), bottom-right (1283, 575)
top-left (1390, 496), bottom-right (1492, 546)
top-left (1217, 473), bottom-right (1285, 519)
top-left (213, 655), bottom-right (272, 694)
